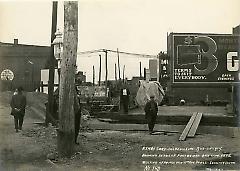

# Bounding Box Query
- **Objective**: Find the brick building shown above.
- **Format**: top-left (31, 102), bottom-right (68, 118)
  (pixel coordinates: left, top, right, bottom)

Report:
top-left (0, 39), bottom-right (50, 91)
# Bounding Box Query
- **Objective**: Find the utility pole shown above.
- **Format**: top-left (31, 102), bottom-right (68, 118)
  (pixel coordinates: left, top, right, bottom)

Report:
top-left (104, 50), bottom-right (108, 96)
top-left (144, 67), bottom-right (146, 80)
top-left (99, 54), bottom-right (101, 86)
top-left (140, 61), bottom-right (142, 78)
top-left (57, 1), bottom-right (78, 158)
top-left (93, 65), bottom-right (95, 86)
top-left (117, 48), bottom-right (121, 80)
top-left (123, 65), bottom-right (125, 83)
top-left (46, 1), bottom-right (57, 126)
top-left (158, 52), bottom-right (161, 82)
top-left (115, 63), bottom-right (117, 81)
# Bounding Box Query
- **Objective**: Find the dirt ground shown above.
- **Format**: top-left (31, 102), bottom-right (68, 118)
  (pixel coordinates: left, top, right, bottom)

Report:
top-left (0, 92), bottom-right (239, 171)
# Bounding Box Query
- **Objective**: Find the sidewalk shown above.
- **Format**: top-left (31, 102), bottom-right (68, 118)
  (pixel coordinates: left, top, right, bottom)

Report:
top-left (0, 99), bottom-right (51, 171)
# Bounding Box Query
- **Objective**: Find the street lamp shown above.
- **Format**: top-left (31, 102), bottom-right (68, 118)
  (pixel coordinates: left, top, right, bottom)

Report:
top-left (52, 29), bottom-right (63, 86)
top-left (27, 60), bottom-right (34, 91)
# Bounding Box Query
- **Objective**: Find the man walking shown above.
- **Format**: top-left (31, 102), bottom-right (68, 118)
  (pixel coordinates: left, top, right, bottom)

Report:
top-left (144, 95), bottom-right (158, 134)
top-left (10, 87), bottom-right (26, 132)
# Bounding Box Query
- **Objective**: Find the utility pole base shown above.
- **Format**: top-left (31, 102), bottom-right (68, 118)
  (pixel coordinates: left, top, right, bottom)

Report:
top-left (57, 130), bottom-right (75, 157)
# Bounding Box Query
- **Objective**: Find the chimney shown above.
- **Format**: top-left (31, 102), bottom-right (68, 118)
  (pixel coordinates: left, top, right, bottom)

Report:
top-left (14, 39), bottom-right (18, 45)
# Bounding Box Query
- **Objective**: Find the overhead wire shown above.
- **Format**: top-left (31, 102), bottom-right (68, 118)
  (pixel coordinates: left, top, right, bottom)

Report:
top-left (78, 48), bottom-right (158, 58)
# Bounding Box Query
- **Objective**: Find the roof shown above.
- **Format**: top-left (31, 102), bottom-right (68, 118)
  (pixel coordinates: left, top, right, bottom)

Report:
top-left (0, 42), bottom-right (51, 58)
top-left (0, 41), bottom-right (50, 48)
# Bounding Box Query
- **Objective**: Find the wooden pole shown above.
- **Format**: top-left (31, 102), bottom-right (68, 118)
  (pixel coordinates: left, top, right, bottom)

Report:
top-left (105, 50), bottom-right (108, 96)
top-left (115, 63), bottom-right (117, 81)
top-left (117, 48), bottom-right (121, 80)
top-left (99, 54), bottom-right (101, 86)
top-left (144, 67), bottom-right (146, 80)
top-left (140, 61), bottom-right (142, 78)
top-left (123, 65), bottom-right (125, 83)
top-left (40, 81), bottom-right (44, 92)
top-left (46, 1), bottom-right (57, 126)
top-left (231, 84), bottom-right (234, 113)
top-left (93, 65), bottom-right (95, 86)
top-left (58, 1), bottom-right (78, 158)
top-left (158, 52), bottom-right (161, 82)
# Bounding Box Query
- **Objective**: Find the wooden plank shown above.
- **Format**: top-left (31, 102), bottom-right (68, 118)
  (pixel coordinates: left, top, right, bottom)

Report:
top-left (179, 112), bottom-right (197, 141)
top-left (187, 112), bottom-right (203, 137)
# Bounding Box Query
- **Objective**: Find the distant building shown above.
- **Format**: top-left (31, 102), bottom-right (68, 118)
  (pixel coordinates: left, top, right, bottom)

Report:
top-left (233, 25), bottom-right (240, 35)
top-left (149, 59), bottom-right (158, 81)
top-left (0, 39), bottom-right (50, 91)
top-left (128, 76), bottom-right (143, 96)
top-left (130, 76), bottom-right (144, 86)
top-left (75, 71), bottom-right (86, 85)
top-left (144, 68), bottom-right (151, 81)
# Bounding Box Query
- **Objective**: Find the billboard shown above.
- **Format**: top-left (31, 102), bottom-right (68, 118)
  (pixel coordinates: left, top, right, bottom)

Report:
top-left (159, 54), bottom-right (170, 80)
top-left (172, 34), bottom-right (239, 83)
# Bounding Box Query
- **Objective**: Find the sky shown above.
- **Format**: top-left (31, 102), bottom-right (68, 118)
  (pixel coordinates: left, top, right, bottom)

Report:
top-left (0, 0), bottom-right (239, 82)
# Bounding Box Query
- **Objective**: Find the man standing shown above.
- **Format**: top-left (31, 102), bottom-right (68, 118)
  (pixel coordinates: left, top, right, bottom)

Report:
top-left (52, 87), bottom-right (81, 145)
top-left (144, 95), bottom-right (158, 134)
top-left (74, 89), bottom-right (81, 145)
top-left (10, 87), bottom-right (26, 132)
top-left (120, 85), bottom-right (130, 114)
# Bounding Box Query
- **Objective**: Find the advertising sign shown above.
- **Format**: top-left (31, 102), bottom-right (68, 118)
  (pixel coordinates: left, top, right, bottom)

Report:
top-left (1, 69), bottom-right (14, 81)
top-left (160, 54), bottom-right (169, 80)
top-left (172, 34), bottom-right (239, 83)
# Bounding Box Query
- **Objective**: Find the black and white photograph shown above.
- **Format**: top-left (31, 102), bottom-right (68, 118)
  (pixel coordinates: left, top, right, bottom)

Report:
top-left (0, 0), bottom-right (239, 170)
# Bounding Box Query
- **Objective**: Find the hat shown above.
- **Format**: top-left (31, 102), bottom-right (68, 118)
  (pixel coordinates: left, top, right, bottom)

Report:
top-left (17, 86), bottom-right (23, 92)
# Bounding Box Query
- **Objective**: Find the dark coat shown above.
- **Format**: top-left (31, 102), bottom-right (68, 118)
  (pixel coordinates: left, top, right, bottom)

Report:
top-left (10, 93), bottom-right (26, 116)
top-left (120, 88), bottom-right (130, 102)
top-left (144, 99), bottom-right (158, 120)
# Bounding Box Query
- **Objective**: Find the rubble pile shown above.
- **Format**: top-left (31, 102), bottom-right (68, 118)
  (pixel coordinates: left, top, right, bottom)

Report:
top-left (23, 124), bottom-right (57, 138)
top-left (22, 124), bottom-right (57, 157)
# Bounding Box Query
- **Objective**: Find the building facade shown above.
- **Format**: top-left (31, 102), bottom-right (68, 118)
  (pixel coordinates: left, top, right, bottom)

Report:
top-left (0, 39), bottom-right (50, 91)
top-left (75, 71), bottom-right (86, 85)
